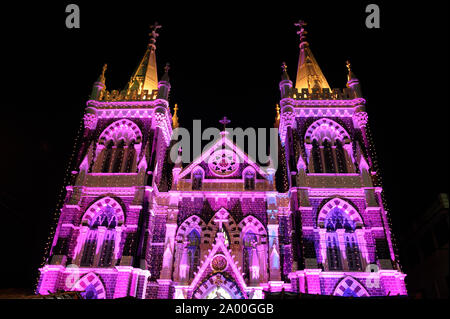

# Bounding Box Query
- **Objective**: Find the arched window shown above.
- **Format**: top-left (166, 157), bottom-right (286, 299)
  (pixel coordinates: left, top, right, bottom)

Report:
top-left (345, 235), bottom-right (362, 271)
top-left (326, 233), bottom-right (341, 270)
top-left (305, 119), bottom-right (354, 174)
top-left (187, 230), bottom-right (200, 279)
top-left (94, 119), bottom-right (143, 173)
top-left (335, 139), bottom-right (347, 173)
top-left (125, 141), bottom-right (136, 173)
top-left (81, 204), bottom-right (120, 267)
top-left (323, 139), bottom-right (335, 173)
top-left (80, 230), bottom-right (97, 267)
top-left (312, 139), bottom-right (322, 173)
top-left (243, 232), bottom-right (257, 281)
top-left (192, 168), bottom-right (203, 190)
top-left (324, 207), bottom-right (362, 271)
top-left (112, 140), bottom-right (125, 173)
top-left (101, 141), bottom-right (114, 173)
top-left (244, 169), bottom-right (255, 190)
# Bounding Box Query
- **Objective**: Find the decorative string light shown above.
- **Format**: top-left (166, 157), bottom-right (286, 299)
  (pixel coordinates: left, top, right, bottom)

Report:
top-left (34, 113), bottom-right (85, 293)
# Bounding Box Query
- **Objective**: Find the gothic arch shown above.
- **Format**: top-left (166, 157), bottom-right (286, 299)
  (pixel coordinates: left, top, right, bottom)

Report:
top-left (204, 208), bottom-right (239, 245)
top-left (82, 196), bottom-right (125, 226)
top-left (317, 198), bottom-right (363, 227)
top-left (305, 118), bottom-right (351, 145)
top-left (98, 119), bottom-right (143, 145)
top-left (176, 215), bottom-right (206, 242)
top-left (238, 215), bottom-right (267, 245)
top-left (192, 273), bottom-right (245, 299)
top-left (333, 276), bottom-right (370, 297)
top-left (71, 272), bottom-right (106, 299)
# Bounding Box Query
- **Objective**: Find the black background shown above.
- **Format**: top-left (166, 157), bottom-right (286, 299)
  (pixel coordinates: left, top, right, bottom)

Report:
top-left (0, 1), bottom-right (448, 290)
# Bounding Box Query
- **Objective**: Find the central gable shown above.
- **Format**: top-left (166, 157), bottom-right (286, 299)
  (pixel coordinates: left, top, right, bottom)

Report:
top-left (178, 132), bottom-right (269, 180)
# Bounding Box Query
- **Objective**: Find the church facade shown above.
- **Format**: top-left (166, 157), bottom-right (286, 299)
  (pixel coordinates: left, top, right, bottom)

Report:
top-left (37, 22), bottom-right (407, 299)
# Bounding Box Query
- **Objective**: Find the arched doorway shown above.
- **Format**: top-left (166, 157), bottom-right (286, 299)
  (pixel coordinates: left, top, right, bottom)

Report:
top-left (192, 273), bottom-right (245, 299)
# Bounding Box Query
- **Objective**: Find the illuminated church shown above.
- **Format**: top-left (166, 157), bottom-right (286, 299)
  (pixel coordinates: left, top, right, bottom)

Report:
top-left (37, 22), bottom-right (407, 299)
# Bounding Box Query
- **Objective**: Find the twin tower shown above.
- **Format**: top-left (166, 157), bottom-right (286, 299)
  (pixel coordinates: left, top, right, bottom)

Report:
top-left (37, 22), bottom-right (407, 299)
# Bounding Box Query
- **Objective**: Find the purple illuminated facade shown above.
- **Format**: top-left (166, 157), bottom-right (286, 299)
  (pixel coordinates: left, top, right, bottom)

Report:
top-left (37, 23), bottom-right (407, 299)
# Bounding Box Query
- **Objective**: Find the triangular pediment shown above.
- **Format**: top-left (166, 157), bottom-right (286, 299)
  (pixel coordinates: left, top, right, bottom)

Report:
top-left (189, 231), bottom-right (247, 298)
top-left (178, 132), bottom-right (269, 180)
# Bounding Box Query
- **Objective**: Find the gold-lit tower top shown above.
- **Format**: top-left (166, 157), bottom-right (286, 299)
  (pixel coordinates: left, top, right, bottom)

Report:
top-left (127, 22), bottom-right (162, 95)
top-left (294, 20), bottom-right (330, 92)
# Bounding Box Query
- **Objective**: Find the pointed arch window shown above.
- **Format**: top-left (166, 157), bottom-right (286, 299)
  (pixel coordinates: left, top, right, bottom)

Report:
top-left (324, 207), bottom-right (362, 271)
top-left (187, 230), bottom-right (200, 279)
top-left (335, 139), bottom-right (348, 173)
top-left (312, 139), bottom-right (322, 173)
top-left (125, 141), bottom-right (136, 173)
top-left (80, 230), bottom-right (97, 267)
top-left (326, 232), bottom-right (341, 271)
top-left (192, 168), bottom-right (204, 190)
top-left (345, 234), bottom-right (362, 271)
top-left (101, 141), bottom-right (114, 173)
top-left (80, 204), bottom-right (120, 267)
top-left (112, 140), bottom-right (125, 173)
top-left (323, 139), bottom-right (335, 173)
top-left (305, 119), bottom-right (355, 174)
top-left (243, 232), bottom-right (257, 281)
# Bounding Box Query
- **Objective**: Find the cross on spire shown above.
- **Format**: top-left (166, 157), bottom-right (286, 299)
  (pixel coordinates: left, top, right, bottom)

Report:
top-left (219, 116), bottom-right (231, 131)
top-left (149, 22), bottom-right (162, 49)
top-left (281, 61), bottom-right (287, 72)
top-left (164, 62), bottom-right (170, 73)
top-left (294, 20), bottom-right (308, 44)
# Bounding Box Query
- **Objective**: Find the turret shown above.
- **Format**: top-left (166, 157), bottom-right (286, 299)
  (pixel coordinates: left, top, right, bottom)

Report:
top-left (346, 60), bottom-right (362, 98)
top-left (279, 62), bottom-right (293, 99)
top-left (157, 62), bottom-right (171, 100)
top-left (90, 64), bottom-right (107, 100)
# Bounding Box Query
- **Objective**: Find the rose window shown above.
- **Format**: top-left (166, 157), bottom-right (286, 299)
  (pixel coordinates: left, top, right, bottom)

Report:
top-left (211, 254), bottom-right (228, 272)
top-left (208, 150), bottom-right (239, 176)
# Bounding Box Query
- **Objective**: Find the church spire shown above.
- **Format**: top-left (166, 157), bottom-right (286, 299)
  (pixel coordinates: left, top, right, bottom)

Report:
top-left (294, 20), bottom-right (330, 92)
top-left (127, 22), bottom-right (162, 95)
top-left (346, 60), bottom-right (362, 98)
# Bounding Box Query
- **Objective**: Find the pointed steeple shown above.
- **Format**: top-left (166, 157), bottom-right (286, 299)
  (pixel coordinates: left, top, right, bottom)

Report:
top-left (279, 62), bottom-right (293, 99)
top-left (127, 22), bottom-right (162, 95)
top-left (157, 62), bottom-right (171, 100)
top-left (294, 20), bottom-right (330, 91)
top-left (346, 60), bottom-right (362, 98)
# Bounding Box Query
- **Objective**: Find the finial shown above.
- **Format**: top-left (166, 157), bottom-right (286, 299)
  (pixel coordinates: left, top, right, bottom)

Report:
top-left (164, 62), bottom-right (170, 73)
top-left (281, 62), bottom-right (287, 72)
top-left (172, 103), bottom-right (179, 128)
top-left (148, 22), bottom-right (162, 50)
top-left (346, 60), bottom-right (356, 82)
top-left (219, 116), bottom-right (231, 131)
top-left (294, 20), bottom-right (308, 46)
top-left (99, 63), bottom-right (107, 83)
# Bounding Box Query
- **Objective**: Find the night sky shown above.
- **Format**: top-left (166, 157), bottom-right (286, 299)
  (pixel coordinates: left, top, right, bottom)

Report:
top-left (1, 1), bottom-right (448, 289)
